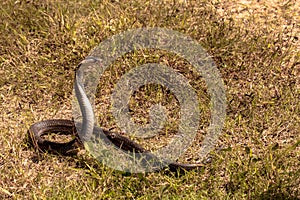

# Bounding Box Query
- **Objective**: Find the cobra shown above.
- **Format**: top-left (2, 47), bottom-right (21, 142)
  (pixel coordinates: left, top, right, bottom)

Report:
top-left (29, 59), bottom-right (207, 173)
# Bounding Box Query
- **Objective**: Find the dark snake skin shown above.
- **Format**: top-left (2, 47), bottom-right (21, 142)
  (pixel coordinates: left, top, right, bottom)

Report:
top-left (29, 119), bottom-right (206, 172)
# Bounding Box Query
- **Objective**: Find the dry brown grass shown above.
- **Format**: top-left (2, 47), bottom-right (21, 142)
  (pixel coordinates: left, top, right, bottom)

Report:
top-left (0, 0), bottom-right (299, 199)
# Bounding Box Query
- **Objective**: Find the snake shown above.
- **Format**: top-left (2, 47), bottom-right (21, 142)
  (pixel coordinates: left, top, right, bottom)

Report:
top-left (28, 59), bottom-right (208, 173)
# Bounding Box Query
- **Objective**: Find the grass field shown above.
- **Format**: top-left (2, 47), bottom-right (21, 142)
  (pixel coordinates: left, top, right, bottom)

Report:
top-left (0, 0), bottom-right (299, 199)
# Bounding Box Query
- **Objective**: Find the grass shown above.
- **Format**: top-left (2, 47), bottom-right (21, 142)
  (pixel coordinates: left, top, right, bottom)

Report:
top-left (0, 0), bottom-right (299, 199)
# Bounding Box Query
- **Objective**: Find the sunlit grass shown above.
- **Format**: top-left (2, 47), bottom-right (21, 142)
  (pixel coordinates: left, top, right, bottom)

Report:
top-left (0, 0), bottom-right (299, 199)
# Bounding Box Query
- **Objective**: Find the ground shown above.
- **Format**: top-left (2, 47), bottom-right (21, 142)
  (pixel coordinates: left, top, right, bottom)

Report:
top-left (0, 0), bottom-right (299, 199)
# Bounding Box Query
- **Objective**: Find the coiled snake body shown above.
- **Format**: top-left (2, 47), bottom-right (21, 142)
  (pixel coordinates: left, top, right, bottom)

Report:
top-left (29, 63), bottom-right (206, 173)
top-left (29, 119), bottom-right (206, 172)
